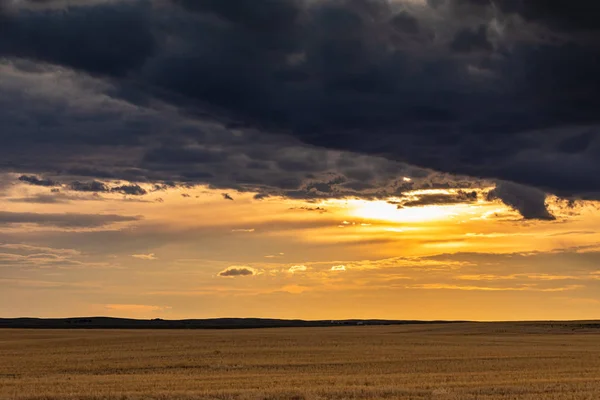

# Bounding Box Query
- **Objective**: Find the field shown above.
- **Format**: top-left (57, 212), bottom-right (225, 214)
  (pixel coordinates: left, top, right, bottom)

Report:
top-left (1, 323), bottom-right (600, 400)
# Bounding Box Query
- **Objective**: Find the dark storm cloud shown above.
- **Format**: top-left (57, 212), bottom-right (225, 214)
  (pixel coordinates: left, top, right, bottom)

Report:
top-left (218, 267), bottom-right (255, 277)
top-left (390, 11), bottom-right (420, 35)
top-left (0, 0), bottom-right (156, 76)
top-left (0, 211), bottom-right (141, 228)
top-left (2, 60), bottom-right (437, 202)
top-left (142, 147), bottom-right (228, 165)
top-left (172, 0), bottom-right (302, 32)
top-left (450, 0), bottom-right (600, 33)
top-left (0, 0), bottom-right (599, 210)
top-left (450, 25), bottom-right (492, 53)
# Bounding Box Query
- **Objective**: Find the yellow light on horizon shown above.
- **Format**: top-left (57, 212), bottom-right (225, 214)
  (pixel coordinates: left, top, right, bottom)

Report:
top-left (347, 200), bottom-right (470, 223)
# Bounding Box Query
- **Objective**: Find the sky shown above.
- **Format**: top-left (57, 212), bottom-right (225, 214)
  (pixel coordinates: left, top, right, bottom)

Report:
top-left (1, 0), bottom-right (599, 321)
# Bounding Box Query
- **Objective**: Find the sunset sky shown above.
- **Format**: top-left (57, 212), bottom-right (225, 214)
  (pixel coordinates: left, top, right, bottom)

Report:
top-left (1, 0), bottom-right (599, 321)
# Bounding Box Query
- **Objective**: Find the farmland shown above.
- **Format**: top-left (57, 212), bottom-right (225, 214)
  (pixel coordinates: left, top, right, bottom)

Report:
top-left (1, 322), bottom-right (600, 399)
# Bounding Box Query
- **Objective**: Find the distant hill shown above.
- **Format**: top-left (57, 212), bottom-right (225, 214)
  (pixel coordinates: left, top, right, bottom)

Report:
top-left (0, 317), bottom-right (464, 330)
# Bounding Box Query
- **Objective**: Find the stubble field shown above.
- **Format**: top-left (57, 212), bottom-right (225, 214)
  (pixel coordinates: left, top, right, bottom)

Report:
top-left (1, 323), bottom-right (600, 400)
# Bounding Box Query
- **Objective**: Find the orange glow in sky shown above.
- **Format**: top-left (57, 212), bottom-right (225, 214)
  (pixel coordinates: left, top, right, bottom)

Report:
top-left (2, 180), bottom-right (600, 322)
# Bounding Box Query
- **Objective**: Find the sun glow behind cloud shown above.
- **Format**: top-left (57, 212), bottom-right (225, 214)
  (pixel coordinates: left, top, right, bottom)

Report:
top-left (349, 200), bottom-right (464, 223)
top-left (342, 191), bottom-right (500, 224)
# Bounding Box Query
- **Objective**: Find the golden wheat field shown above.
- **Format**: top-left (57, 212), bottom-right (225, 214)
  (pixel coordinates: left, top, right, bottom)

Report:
top-left (1, 323), bottom-right (600, 400)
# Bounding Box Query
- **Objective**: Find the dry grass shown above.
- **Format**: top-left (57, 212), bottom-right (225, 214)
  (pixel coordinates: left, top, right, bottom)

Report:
top-left (1, 323), bottom-right (600, 399)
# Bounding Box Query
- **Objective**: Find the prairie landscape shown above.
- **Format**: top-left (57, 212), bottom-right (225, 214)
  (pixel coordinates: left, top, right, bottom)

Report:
top-left (2, 323), bottom-right (600, 400)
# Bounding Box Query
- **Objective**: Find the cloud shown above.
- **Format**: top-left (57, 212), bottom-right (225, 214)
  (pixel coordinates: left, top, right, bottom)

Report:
top-left (231, 228), bottom-right (255, 233)
top-left (15, 174), bottom-right (150, 198)
top-left (8, 193), bottom-right (72, 204)
top-left (0, 211), bottom-right (140, 228)
top-left (265, 252), bottom-right (285, 259)
top-left (548, 231), bottom-right (596, 237)
top-left (449, 0), bottom-right (600, 33)
top-left (68, 181), bottom-right (147, 196)
top-left (289, 206), bottom-right (328, 213)
top-left (390, 11), bottom-right (420, 35)
top-left (0, 0), bottom-right (599, 205)
top-left (132, 253), bottom-right (157, 260)
top-left (1, 0), bottom-right (156, 77)
top-left (0, 242), bottom-right (116, 271)
top-left (404, 283), bottom-right (583, 292)
top-left (486, 181), bottom-right (555, 220)
top-left (398, 190), bottom-right (478, 208)
top-left (331, 265), bottom-right (346, 272)
top-left (0, 278), bottom-right (102, 290)
top-left (0, 61), bottom-right (483, 204)
top-left (288, 265), bottom-right (307, 273)
top-left (69, 181), bottom-right (109, 193)
top-left (111, 184), bottom-right (147, 196)
top-left (7, 190), bottom-right (138, 204)
top-left (450, 24), bottom-right (493, 53)
top-left (0, 243), bottom-right (80, 256)
top-left (18, 175), bottom-right (59, 187)
top-left (218, 266), bottom-right (256, 277)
